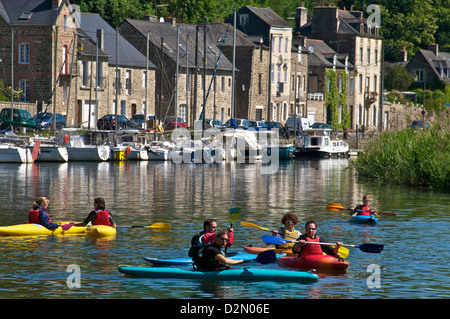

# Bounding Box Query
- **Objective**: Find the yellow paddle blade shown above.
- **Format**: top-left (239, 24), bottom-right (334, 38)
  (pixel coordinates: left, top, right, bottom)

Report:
top-left (240, 221), bottom-right (269, 232)
top-left (228, 207), bottom-right (241, 223)
top-left (332, 245), bottom-right (349, 259)
top-left (146, 223), bottom-right (171, 232)
top-left (327, 203), bottom-right (350, 211)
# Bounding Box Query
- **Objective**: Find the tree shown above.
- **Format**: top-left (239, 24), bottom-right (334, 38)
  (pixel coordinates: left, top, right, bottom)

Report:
top-left (384, 65), bottom-right (414, 91)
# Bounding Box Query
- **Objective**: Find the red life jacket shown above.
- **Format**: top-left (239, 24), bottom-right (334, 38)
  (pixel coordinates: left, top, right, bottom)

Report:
top-left (300, 236), bottom-right (323, 256)
top-left (357, 205), bottom-right (372, 216)
top-left (92, 209), bottom-right (111, 226)
top-left (28, 209), bottom-right (51, 224)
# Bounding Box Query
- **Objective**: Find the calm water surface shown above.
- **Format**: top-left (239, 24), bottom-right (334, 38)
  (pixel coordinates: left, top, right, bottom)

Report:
top-left (0, 159), bottom-right (448, 299)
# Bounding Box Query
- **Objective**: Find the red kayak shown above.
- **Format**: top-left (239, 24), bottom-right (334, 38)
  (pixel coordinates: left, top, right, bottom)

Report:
top-left (279, 254), bottom-right (349, 271)
top-left (244, 246), bottom-right (296, 256)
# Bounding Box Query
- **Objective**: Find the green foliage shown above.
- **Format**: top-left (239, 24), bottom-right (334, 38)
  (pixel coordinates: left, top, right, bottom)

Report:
top-left (384, 65), bottom-right (415, 91)
top-left (352, 123), bottom-right (450, 191)
top-left (325, 69), bottom-right (339, 130)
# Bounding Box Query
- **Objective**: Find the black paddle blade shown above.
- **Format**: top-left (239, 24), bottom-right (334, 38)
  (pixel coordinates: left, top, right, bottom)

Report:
top-left (256, 250), bottom-right (277, 264)
top-left (358, 243), bottom-right (384, 253)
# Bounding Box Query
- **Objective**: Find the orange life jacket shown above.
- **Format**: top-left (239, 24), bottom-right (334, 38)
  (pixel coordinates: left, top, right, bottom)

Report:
top-left (356, 205), bottom-right (372, 216)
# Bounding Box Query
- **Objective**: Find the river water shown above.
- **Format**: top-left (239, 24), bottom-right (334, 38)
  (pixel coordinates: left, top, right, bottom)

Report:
top-left (0, 158), bottom-right (448, 301)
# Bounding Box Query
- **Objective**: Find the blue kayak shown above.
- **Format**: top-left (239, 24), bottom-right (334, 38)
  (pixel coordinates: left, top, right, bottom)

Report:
top-left (118, 266), bottom-right (319, 283)
top-left (143, 252), bottom-right (285, 266)
top-left (350, 214), bottom-right (378, 225)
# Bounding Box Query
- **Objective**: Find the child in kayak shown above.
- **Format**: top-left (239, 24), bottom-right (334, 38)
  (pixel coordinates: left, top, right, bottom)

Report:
top-left (193, 230), bottom-right (243, 271)
top-left (28, 197), bottom-right (60, 230)
top-left (70, 197), bottom-right (116, 227)
top-left (350, 195), bottom-right (377, 216)
top-left (292, 220), bottom-right (342, 258)
top-left (271, 213), bottom-right (301, 249)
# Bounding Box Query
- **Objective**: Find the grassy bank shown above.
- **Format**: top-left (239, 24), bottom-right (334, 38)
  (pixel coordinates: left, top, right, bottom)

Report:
top-left (351, 123), bottom-right (450, 191)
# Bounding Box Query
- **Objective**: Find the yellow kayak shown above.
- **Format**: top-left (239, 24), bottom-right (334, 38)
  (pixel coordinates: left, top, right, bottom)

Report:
top-left (85, 225), bottom-right (116, 238)
top-left (0, 223), bottom-right (86, 236)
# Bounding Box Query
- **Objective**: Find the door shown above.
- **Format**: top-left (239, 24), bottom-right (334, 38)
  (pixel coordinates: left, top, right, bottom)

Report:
top-left (83, 101), bottom-right (97, 129)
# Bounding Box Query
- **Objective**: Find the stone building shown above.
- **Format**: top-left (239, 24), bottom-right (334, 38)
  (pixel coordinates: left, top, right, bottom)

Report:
top-left (297, 6), bottom-right (383, 131)
top-left (290, 36), bottom-right (309, 121)
top-left (118, 18), bottom-right (233, 128)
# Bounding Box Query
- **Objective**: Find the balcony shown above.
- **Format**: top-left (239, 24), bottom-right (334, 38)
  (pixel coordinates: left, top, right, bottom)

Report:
top-left (307, 93), bottom-right (324, 101)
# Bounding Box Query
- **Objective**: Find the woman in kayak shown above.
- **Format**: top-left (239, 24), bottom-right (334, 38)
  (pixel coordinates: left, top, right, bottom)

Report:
top-left (350, 195), bottom-right (377, 216)
top-left (28, 197), bottom-right (60, 230)
top-left (292, 220), bottom-right (342, 258)
top-left (271, 213), bottom-right (301, 249)
top-left (71, 197), bottom-right (116, 228)
top-left (194, 230), bottom-right (243, 271)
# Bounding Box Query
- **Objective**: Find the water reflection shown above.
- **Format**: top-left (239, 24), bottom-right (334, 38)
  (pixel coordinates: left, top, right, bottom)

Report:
top-left (0, 159), bottom-right (449, 299)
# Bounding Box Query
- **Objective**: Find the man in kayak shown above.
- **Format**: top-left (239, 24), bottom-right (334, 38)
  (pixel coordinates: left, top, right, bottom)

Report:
top-left (188, 219), bottom-right (234, 258)
top-left (28, 197), bottom-right (60, 230)
top-left (193, 230), bottom-right (244, 271)
top-left (292, 220), bottom-right (342, 258)
top-left (350, 195), bottom-right (377, 216)
top-left (271, 213), bottom-right (301, 249)
top-left (70, 198), bottom-right (116, 228)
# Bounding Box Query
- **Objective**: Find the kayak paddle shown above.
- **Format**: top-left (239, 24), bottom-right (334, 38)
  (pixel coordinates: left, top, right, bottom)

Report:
top-left (61, 223), bottom-right (73, 231)
top-left (241, 221), bottom-right (349, 259)
top-left (256, 250), bottom-right (277, 264)
top-left (117, 222), bottom-right (171, 232)
top-left (327, 203), bottom-right (396, 216)
top-left (262, 235), bottom-right (384, 254)
top-left (225, 207), bottom-right (241, 256)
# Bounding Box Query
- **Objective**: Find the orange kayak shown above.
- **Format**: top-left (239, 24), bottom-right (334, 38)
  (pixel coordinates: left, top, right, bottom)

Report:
top-left (279, 254), bottom-right (349, 271)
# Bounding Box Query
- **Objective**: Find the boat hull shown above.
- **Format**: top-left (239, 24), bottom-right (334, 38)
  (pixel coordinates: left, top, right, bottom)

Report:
top-left (35, 146), bottom-right (69, 162)
top-left (243, 246), bottom-right (296, 256)
top-left (66, 145), bottom-right (110, 161)
top-left (85, 225), bottom-right (117, 238)
top-left (0, 223), bottom-right (86, 236)
top-left (350, 215), bottom-right (378, 225)
top-left (0, 146), bottom-right (30, 163)
top-left (279, 255), bottom-right (349, 271)
top-left (118, 266), bottom-right (319, 283)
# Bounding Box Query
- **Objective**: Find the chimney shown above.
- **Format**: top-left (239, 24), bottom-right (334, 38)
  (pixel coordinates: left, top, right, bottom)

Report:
top-left (52, 0), bottom-right (61, 8)
top-left (295, 7), bottom-right (308, 30)
top-left (428, 43), bottom-right (439, 56)
top-left (96, 29), bottom-right (104, 50)
top-left (400, 46), bottom-right (407, 62)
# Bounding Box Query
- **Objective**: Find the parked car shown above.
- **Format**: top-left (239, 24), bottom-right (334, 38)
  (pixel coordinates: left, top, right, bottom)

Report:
top-left (311, 122), bottom-right (331, 130)
top-left (408, 120), bottom-right (429, 130)
top-left (163, 116), bottom-right (187, 130)
top-left (32, 112), bottom-right (66, 130)
top-left (0, 108), bottom-right (38, 131)
top-left (264, 121), bottom-right (289, 138)
top-left (224, 118), bottom-right (250, 128)
top-left (97, 114), bottom-right (137, 130)
top-left (205, 119), bottom-right (225, 130)
top-left (285, 115), bottom-right (311, 134)
top-left (130, 113), bottom-right (159, 129)
top-left (247, 120), bottom-right (265, 128)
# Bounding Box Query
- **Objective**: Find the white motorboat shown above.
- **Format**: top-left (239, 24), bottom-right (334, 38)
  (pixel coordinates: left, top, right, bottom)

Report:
top-left (115, 142), bottom-right (149, 161)
top-left (58, 129), bottom-right (110, 161)
top-left (0, 143), bottom-right (30, 163)
top-left (294, 129), bottom-right (349, 157)
top-left (27, 137), bottom-right (68, 162)
top-left (223, 129), bottom-right (263, 162)
top-left (147, 141), bottom-right (174, 161)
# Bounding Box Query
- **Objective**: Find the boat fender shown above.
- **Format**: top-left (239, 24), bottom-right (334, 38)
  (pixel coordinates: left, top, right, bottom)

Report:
top-left (126, 146), bottom-right (131, 155)
top-left (157, 125), bottom-right (164, 133)
top-left (64, 134), bottom-right (69, 144)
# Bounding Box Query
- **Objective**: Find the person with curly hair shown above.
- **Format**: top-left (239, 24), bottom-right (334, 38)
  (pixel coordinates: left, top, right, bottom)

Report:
top-left (271, 213), bottom-right (301, 249)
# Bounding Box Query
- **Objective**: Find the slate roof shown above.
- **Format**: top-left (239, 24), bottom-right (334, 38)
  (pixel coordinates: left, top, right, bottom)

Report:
top-left (244, 6), bottom-right (291, 28)
top-left (407, 49), bottom-right (450, 83)
top-left (123, 19), bottom-right (233, 72)
top-left (0, 0), bottom-right (65, 25)
top-left (80, 13), bottom-right (156, 69)
top-left (306, 38), bottom-right (353, 70)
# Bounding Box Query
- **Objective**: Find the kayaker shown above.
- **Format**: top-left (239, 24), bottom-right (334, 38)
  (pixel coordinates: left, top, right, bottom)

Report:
top-left (70, 197), bottom-right (116, 228)
top-left (292, 220), bottom-right (342, 258)
top-left (271, 213), bottom-right (301, 249)
top-left (188, 219), bottom-right (234, 258)
top-left (28, 197), bottom-right (60, 230)
top-left (193, 230), bottom-right (244, 271)
top-left (350, 195), bottom-right (377, 216)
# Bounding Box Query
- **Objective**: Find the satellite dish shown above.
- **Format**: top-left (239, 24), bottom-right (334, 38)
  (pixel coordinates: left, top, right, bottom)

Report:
top-left (308, 46), bottom-right (314, 53)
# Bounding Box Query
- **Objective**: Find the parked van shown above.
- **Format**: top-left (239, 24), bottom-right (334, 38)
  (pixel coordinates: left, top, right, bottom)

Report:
top-left (285, 115), bottom-right (310, 134)
top-left (0, 108), bottom-right (38, 131)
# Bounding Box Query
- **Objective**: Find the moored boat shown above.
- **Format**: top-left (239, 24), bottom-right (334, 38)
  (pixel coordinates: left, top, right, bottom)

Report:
top-left (294, 129), bottom-right (349, 157)
top-left (350, 214), bottom-right (378, 225)
top-left (118, 266), bottom-right (319, 283)
top-left (58, 129), bottom-right (110, 161)
top-left (278, 254), bottom-right (349, 271)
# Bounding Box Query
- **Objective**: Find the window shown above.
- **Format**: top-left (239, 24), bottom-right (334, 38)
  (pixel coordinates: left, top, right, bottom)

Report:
top-left (18, 79), bottom-right (30, 102)
top-left (373, 75), bottom-right (377, 92)
top-left (271, 64), bottom-right (274, 83)
top-left (367, 48), bottom-right (370, 65)
top-left (258, 74), bottom-right (262, 95)
top-left (285, 38), bottom-right (289, 53)
top-left (179, 104), bottom-right (187, 122)
top-left (240, 14), bottom-right (249, 26)
top-left (277, 64), bottom-right (281, 83)
top-left (64, 15), bottom-right (68, 32)
top-left (62, 81), bottom-right (68, 105)
top-left (82, 61), bottom-right (89, 87)
top-left (359, 47), bottom-right (363, 64)
top-left (278, 37), bottom-right (282, 53)
top-left (221, 77), bottom-right (225, 92)
top-left (414, 70), bottom-right (424, 82)
top-left (375, 49), bottom-right (378, 65)
top-left (366, 76), bottom-right (370, 93)
top-left (125, 70), bottom-right (131, 95)
top-left (62, 45), bottom-right (68, 74)
top-left (359, 74), bottom-right (363, 94)
top-left (142, 71), bottom-right (147, 88)
top-left (19, 43), bottom-right (30, 64)
top-left (349, 77), bottom-right (354, 94)
top-left (97, 62), bottom-right (103, 87)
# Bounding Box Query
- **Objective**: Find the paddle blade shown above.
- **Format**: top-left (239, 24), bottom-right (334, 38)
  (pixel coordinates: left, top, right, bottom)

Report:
top-left (261, 235), bottom-right (287, 245)
top-left (240, 221), bottom-right (269, 231)
top-left (327, 203), bottom-right (350, 211)
top-left (256, 250), bottom-right (277, 264)
top-left (147, 223), bottom-right (171, 232)
top-left (228, 207), bottom-right (241, 223)
top-left (357, 243), bottom-right (384, 253)
top-left (377, 211), bottom-right (397, 216)
top-left (61, 224), bottom-right (73, 231)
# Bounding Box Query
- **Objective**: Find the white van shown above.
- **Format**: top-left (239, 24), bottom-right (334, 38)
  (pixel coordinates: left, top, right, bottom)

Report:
top-left (285, 115), bottom-right (310, 134)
